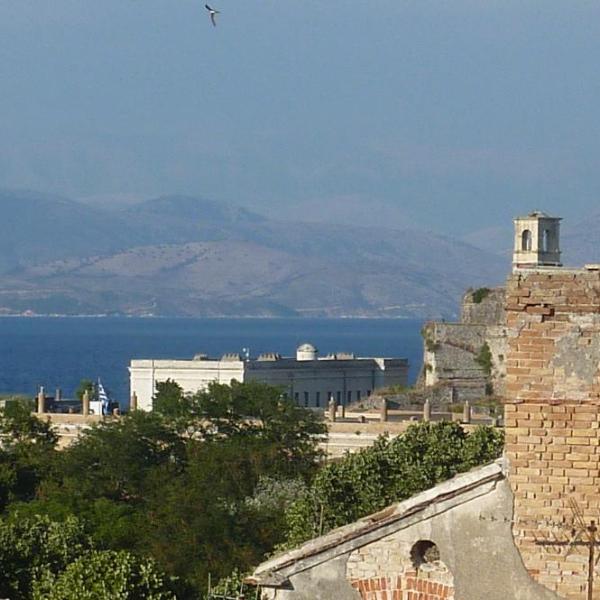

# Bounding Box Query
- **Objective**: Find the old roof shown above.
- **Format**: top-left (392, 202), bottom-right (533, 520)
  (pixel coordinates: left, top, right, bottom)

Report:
top-left (248, 459), bottom-right (505, 588)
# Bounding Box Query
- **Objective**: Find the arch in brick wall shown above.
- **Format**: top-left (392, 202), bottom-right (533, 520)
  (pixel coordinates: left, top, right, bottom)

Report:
top-left (347, 538), bottom-right (454, 600)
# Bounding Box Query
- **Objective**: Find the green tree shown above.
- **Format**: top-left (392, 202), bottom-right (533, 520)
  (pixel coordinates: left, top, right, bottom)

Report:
top-left (283, 421), bottom-right (504, 548)
top-left (0, 401), bottom-right (57, 452)
top-left (34, 550), bottom-right (176, 600)
top-left (32, 411), bottom-right (187, 550)
top-left (0, 403), bottom-right (58, 510)
top-left (3, 383), bottom-right (325, 598)
top-left (0, 514), bottom-right (91, 600)
top-left (182, 381), bottom-right (325, 474)
top-left (152, 379), bottom-right (188, 420)
top-left (75, 379), bottom-right (95, 402)
top-left (58, 411), bottom-right (185, 504)
top-left (138, 382), bottom-right (324, 593)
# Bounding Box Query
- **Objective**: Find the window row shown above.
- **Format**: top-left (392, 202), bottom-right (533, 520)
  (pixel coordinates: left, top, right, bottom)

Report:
top-left (292, 390), bottom-right (371, 407)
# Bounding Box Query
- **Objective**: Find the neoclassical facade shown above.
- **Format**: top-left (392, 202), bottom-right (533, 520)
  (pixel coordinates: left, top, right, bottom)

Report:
top-left (129, 343), bottom-right (409, 411)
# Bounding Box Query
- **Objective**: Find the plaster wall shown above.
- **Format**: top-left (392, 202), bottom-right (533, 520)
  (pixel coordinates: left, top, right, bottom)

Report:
top-left (260, 479), bottom-right (558, 600)
top-left (129, 359), bottom-right (245, 411)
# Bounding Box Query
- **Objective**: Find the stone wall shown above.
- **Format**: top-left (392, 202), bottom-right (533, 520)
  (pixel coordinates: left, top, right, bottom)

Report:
top-left (422, 322), bottom-right (508, 398)
top-left (421, 287), bottom-right (508, 401)
top-left (256, 474), bottom-right (558, 600)
top-left (461, 287), bottom-right (506, 326)
top-left (347, 535), bottom-right (454, 600)
top-left (504, 267), bottom-right (600, 599)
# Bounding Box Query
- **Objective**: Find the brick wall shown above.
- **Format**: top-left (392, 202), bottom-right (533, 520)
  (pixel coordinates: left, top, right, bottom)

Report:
top-left (350, 573), bottom-right (454, 600)
top-left (347, 536), bottom-right (454, 600)
top-left (505, 268), bottom-right (600, 598)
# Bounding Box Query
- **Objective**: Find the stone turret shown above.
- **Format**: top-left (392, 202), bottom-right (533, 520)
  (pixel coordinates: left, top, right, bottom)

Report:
top-left (513, 211), bottom-right (561, 270)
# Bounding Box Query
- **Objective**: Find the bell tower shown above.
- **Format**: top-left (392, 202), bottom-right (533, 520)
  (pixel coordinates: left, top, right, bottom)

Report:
top-left (512, 211), bottom-right (561, 269)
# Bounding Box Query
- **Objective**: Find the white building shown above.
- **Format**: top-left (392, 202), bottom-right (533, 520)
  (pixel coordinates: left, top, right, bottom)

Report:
top-left (129, 343), bottom-right (409, 411)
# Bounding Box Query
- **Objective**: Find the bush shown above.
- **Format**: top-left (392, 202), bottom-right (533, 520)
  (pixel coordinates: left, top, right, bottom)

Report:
top-left (283, 421), bottom-right (504, 548)
top-left (471, 288), bottom-right (491, 304)
top-left (34, 550), bottom-right (176, 600)
top-left (475, 342), bottom-right (493, 375)
top-left (0, 514), bottom-right (91, 600)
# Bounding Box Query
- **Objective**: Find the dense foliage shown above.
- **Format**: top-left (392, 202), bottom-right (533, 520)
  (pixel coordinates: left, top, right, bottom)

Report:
top-left (0, 515), bottom-right (91, 600)
top-left (0, 382), bottom-right (325, 598)
top-left (0, 384), bottom-right (504, 599)
top-left (283, 421), bottom-right (504, 547)
top-left (36, 550), bottom-right (176, 600)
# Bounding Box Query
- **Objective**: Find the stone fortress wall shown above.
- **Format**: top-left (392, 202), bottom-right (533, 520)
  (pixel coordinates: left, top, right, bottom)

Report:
top-left (419, 287), bottom-right (508, 404)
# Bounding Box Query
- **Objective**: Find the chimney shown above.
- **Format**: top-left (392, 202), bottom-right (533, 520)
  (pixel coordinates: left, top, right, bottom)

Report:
top-left (82, 389), bottom-right (90, 416)
top-left (37, 386), bottom-right (45, 414)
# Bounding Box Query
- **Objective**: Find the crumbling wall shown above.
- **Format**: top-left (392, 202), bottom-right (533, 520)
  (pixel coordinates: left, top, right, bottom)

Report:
top-left (504, 268), bottom-right (600, 598)
top-left (421, 287), bottom-right (508, 401)
top-left (347, 536), bottom-right (454, 600)
top-left (461, 287), bottom-right (506, 326)
top-left (258, 479), bottom-right (558, 600)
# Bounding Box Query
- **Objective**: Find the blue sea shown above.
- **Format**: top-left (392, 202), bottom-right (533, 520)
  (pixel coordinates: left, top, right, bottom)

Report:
top-left (0, 318), bottom-right (424, 405)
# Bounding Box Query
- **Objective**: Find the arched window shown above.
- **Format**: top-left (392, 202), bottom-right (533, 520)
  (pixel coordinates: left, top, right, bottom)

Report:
top-left (521, 229), bottom-right (532, 251)
top-left (542, 229), bottom-right (550, 252)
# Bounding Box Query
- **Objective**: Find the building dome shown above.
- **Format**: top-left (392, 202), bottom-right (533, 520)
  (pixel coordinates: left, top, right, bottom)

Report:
top-left (296, 342), bottom-right (318, 361)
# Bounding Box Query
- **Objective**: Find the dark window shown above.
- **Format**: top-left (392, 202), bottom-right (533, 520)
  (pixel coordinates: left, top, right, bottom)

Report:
top-left (336, 391), bottom-right (341, 405)
top-left (304, 392), bottom-right (309, 407)
top-left (315, 392), bottom-right (320, 407)
top-left (410, 540), bottom-right (440, 569)
top-left (357, 391), bottom-right (361, 401)
top-left (347, 391), bottom-right (352, 403)
top-left (367, 390), bottom-right (371, 397)
top-left (294, 392), bottom-right (299, 404)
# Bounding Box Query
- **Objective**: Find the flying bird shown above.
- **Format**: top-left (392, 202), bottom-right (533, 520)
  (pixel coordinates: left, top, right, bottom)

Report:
top-left (205, 4), bottom-right (220, 27)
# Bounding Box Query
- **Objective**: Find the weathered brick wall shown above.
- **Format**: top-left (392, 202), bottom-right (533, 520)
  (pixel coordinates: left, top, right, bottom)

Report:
top-left (347, 536), bottom-right (454, 600)
top-left (505, 268), bottom-right (600, 598)
top-left (349, 574), bottom-right (453, 600)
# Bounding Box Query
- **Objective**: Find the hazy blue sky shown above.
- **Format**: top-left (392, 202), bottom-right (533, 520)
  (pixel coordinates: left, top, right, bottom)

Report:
top-left (1, 1), bottom-right (600, 234)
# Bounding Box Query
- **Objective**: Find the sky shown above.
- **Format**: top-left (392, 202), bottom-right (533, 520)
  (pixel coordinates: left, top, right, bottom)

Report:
top-left (1, 0), bottom-right (600, 235)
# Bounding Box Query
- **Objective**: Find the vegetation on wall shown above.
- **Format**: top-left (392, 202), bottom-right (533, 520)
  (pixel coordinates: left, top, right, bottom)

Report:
top-left (471, 287), bottom-right (491, 304)
top-left (475, 342), bottom-right (493, 376)
top-left (420, 324), bottom-right (440, 352)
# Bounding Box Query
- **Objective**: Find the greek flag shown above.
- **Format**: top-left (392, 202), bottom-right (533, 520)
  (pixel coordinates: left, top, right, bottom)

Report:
top-left (97, 379), bottom-right (110, 416)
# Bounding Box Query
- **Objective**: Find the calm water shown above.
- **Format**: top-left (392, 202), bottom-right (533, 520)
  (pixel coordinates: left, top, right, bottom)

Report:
top-left (0, 318), bottom-right (424, 404)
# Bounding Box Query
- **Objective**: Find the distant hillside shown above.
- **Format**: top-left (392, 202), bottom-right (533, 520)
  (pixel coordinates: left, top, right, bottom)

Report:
top-left (0, 189), bottom-right (141, 274)
top-left (0, 191), bottom-right (508, 318)
top-left (562, 213), bottom-right (600, 267)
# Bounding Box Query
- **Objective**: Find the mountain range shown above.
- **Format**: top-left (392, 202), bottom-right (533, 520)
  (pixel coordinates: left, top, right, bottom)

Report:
top-left (0, 190), bottom-right (510, 318)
